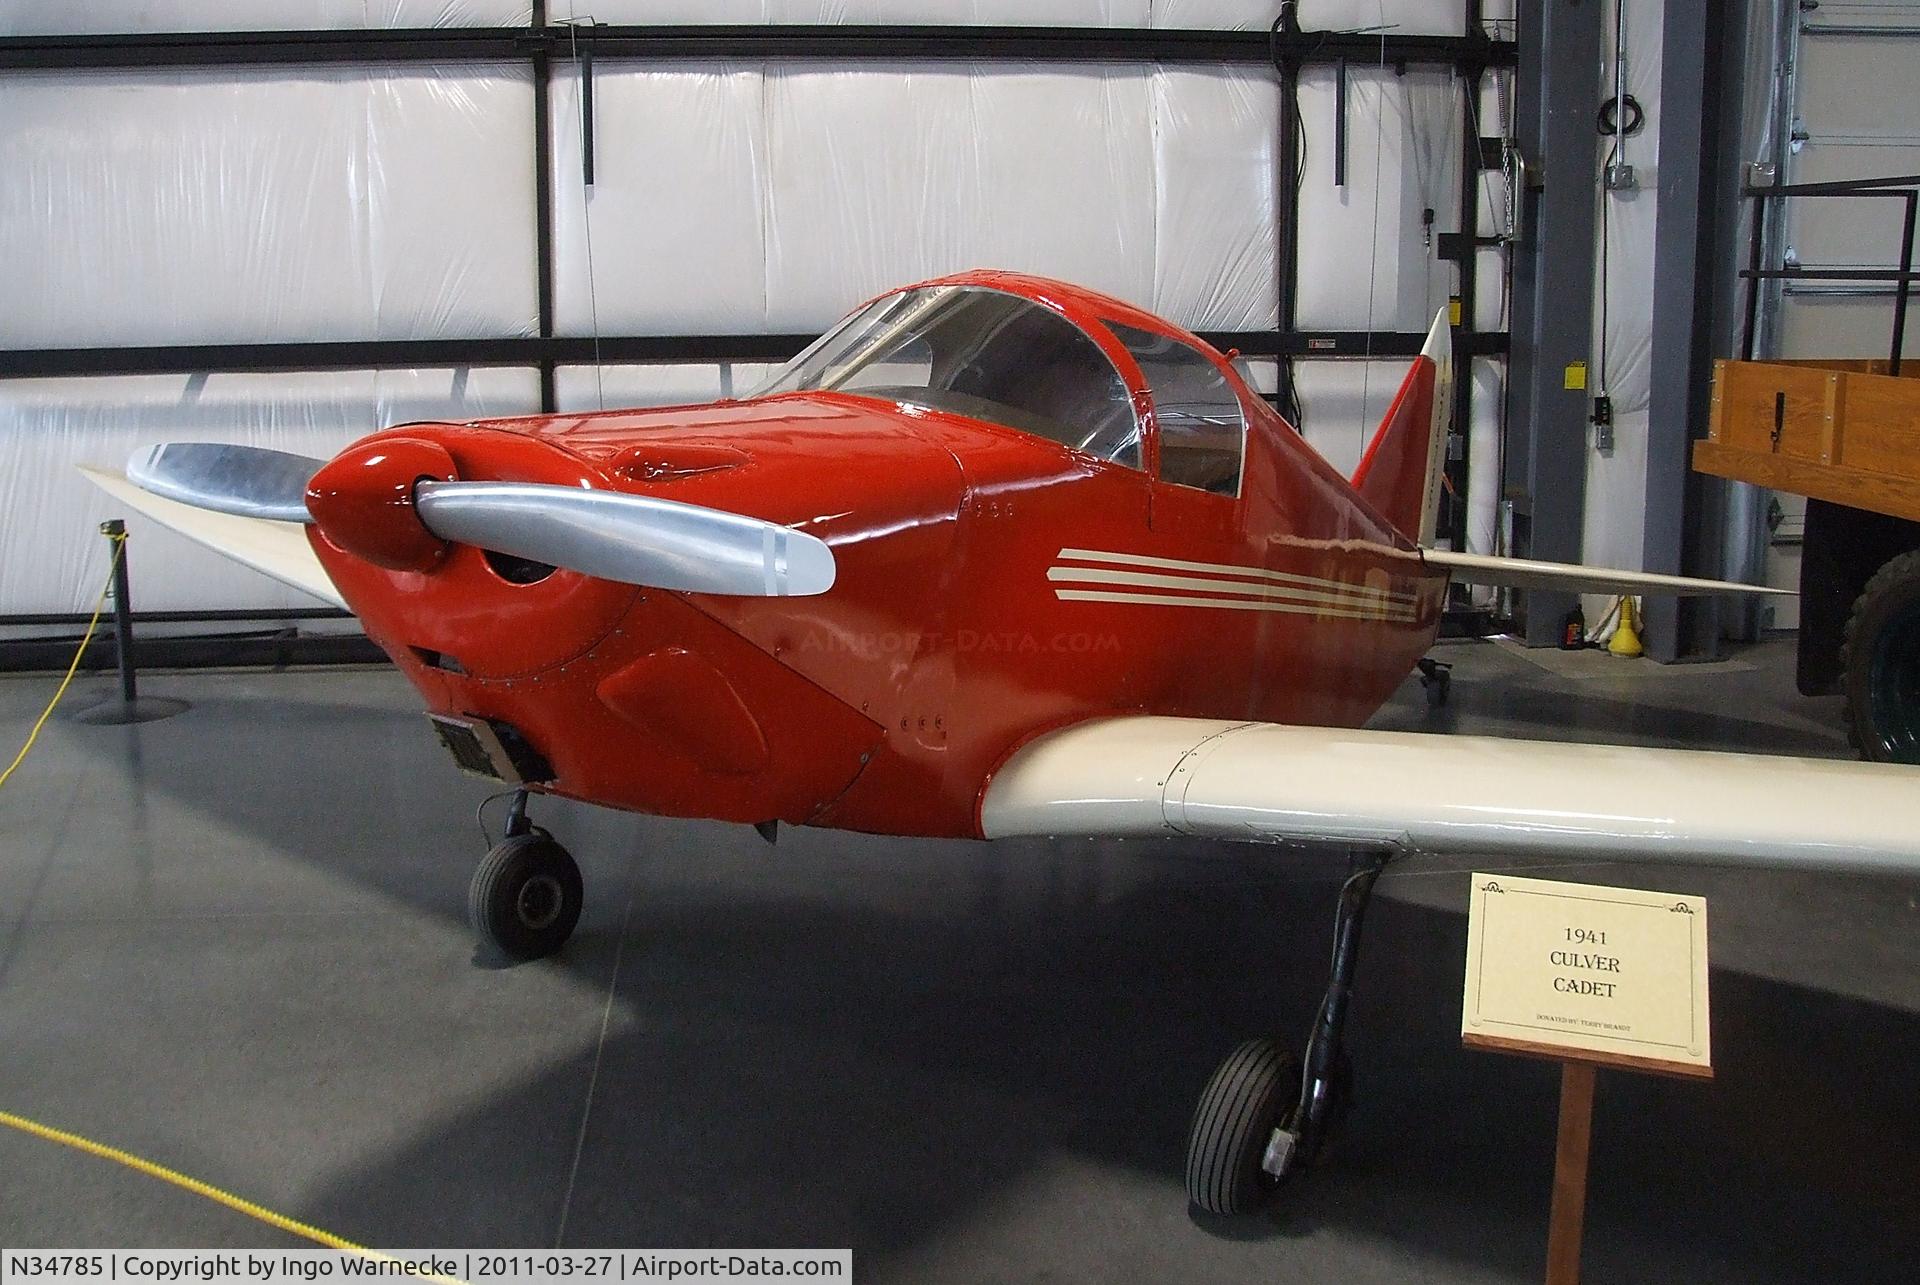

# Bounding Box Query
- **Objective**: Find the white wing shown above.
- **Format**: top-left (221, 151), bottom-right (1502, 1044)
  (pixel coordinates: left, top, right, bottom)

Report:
top-left (980, 717), bottom-right (1918, 877)
top-left (79, 465), bottom-right (346, 610)
top-left (1422, 548), bottom-right (1791, 599)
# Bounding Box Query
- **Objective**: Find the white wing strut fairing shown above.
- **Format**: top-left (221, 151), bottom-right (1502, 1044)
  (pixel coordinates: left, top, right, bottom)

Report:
top-left (1423, 549), bottom-right (1793, 599)
top-left (78, 466), bottom-right (346, 609)
top-left (981, 717), bottom-right (1919, 877)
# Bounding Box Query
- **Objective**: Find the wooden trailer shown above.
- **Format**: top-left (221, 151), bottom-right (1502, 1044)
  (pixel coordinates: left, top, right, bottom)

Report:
top-left (1694, 358), bottom-right (1920, 762)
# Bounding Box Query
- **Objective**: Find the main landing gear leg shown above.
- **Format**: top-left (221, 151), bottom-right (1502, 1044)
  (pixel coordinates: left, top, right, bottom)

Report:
top-left (1418, 657), bottom-right (1452, 708)
top-left (1186, 849), bottom-right (1393, 1215)
top-left (468, 787), bottom-right (584, 962)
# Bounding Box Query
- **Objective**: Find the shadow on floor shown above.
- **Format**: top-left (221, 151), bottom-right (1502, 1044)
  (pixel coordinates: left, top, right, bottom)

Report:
top-left (20, 645), bottom-right (1915, 1280)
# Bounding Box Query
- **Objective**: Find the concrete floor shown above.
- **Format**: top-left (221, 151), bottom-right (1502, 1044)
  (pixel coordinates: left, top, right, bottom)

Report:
top-left (1, 637), bottom-right (1915, 1280)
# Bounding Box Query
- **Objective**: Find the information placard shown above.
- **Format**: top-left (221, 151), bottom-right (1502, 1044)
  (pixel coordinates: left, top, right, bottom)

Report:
top-left (1461, 873), bottom-right (1711, 1078)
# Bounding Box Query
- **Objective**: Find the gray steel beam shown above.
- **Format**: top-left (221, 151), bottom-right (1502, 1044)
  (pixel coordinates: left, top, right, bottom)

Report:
top-left (1505, 0), bottom-right (1602, 646)
top-left (1643, 0), bottom-right (1741, 662)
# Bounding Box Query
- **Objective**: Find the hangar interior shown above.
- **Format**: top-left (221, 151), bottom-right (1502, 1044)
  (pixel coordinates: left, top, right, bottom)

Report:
top-left (2, 2), bottom-right (1918, 1281)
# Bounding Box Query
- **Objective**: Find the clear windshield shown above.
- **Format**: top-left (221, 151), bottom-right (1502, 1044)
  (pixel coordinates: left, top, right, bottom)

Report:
top-left (752, 286), bottom-right (1141, 465)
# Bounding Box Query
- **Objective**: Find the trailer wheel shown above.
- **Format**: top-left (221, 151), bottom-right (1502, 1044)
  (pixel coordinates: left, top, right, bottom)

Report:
top-left (1842, 549), bottom-right (1920, 764)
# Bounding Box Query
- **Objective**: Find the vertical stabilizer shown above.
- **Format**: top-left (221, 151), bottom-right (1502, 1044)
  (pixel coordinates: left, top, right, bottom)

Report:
top-left (1349, 308), bottom-right (1454, 545)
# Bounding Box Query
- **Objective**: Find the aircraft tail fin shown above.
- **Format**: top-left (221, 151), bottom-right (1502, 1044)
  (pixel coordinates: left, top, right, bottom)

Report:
top-left (1350, 308), bottom-right (1453, 545)
top-left (1344, 315), bottom-right (1783, 600)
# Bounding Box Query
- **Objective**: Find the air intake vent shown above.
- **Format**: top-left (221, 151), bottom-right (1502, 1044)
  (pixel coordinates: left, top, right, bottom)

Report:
top-left (428, 714), bottom-right (554, 784)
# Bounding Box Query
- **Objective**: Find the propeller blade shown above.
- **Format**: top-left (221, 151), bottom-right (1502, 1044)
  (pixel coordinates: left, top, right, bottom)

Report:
top-left (126, 443), bottom-right (321, 523)
top-left (413, 481), bottom-right (837, 597)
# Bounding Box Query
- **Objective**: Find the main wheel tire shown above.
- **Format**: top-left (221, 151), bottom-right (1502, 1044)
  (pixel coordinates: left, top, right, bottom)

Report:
top-left (1186, 1039), bottom-right (1302, 1216)
top-left (1841, 550), bottom-right (1920, 764)
top-left (468, 833), bottom-right (584, 961)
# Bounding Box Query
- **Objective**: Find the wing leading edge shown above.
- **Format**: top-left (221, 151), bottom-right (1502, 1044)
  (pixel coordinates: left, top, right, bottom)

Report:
top-left (78, 466), bottom-right (346, 609)
top-left (980, 717), bottom-right (1918, 877)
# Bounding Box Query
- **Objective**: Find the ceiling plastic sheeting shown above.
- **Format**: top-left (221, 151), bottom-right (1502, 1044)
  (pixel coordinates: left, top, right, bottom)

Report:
top-left (548, 2), bottom-right (1493, 29)
top-left (1151, 67), bottom-right (1281, 331)
top-left (1, 369), bottom-right (539, 613)
top-left (0, 2), bottom-right (1512, 30)
top-left (554, 363), bottom-right (778, 412)
top-left (1, 0), bottom-right (1508, 613)
top-left (1581, 0), bottom-right (1661, 582)
top-left (0, 3), bottom-right (534, 35)
top-left (1167, 1), bottom-right (1459, 33)
top-left (1292, 357), bottom-right (1413, 479)
top-left (761, 63), bottom-right (1161, 330)
top-left (0, 66), bottom-right (538, 348)
top-left (551, 62), bottom-right (773, 335)
top-left (550, 60), bottom-right (1278, 335)
top-left (1295, 65), bottom-right (1463, 333)
top-left (548, 3), bottom-right (1179, 26)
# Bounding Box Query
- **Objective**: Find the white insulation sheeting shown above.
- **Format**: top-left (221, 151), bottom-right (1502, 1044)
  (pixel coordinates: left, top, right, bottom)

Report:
top-left (0, 2), bottom-right (1510, 37)
top-left (550, 62), bottom-right (771, 336)
top-left (554, 363), bottom-right (778, 412)
top-left (1471, 73), bottom-right (1514, 335)
top-left (1168, 1), bottom-right (1463, 34)
top-left (555, 2), bottom-right (1151, 22)
top-left (1295, 65), bottom-right (1465, 334)
top-left (3, 0), bottom-right (1500, 615)
top-left (1292, 358), bottom-right (1412, 480)
top-left (0, 65), bottom-right (539, 348)
top-left (1, 369), bottom-right (539, 614)
top-left (549, 60), bottom-right (1279, 336)
top-left (1151, 66), bottom-right (1282, 331)
top-left (1580, 0), bottom-right (1661, 604)
top-left (551, 3), bottom-right (1466, 28)
top-left (0, 3), bottom-right (533, 34)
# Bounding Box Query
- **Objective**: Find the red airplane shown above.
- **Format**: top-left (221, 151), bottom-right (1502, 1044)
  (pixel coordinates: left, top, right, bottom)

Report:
top-left (88, 270), bottom-right (1918, 1214)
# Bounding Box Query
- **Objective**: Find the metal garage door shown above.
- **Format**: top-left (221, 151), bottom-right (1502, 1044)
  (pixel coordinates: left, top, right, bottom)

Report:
top-left (1759, 0), bottom-right (1920, 628)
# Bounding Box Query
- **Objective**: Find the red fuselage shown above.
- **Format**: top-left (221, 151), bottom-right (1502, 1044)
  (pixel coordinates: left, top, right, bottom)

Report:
top-left (305, 274), bottom-right (1449, 839)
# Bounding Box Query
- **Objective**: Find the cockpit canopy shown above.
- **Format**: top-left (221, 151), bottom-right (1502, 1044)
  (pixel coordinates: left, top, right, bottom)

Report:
top-left (753, 284), bottom-right (1143, 465)
top-left (753, 280), bottom-right (1249, 497)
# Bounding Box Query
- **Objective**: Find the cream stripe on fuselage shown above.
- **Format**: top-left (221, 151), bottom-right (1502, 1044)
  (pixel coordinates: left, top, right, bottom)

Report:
top-left (1047, 566), bottom-right (1416, 618)
top-left (1052, 588), bottom-right (1414, 623)
top-left (1055, 547), bottom-right (1419, 608)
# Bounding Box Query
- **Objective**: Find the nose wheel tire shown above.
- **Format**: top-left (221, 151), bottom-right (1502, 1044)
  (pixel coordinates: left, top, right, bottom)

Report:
top-left (468, 832), bottom-right (583, 961)
top-left (1186, 1038), bottom-right (1302, 1215)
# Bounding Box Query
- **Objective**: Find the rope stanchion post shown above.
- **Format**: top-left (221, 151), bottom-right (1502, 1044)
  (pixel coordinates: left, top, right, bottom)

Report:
top-left (71, 519), bottom-right (189, 726)
top-left (103, 519), bottom-right (137, 704)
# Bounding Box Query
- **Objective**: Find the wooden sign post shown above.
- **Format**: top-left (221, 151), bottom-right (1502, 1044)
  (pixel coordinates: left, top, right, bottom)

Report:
top-left (1461, 874), bottom-right (1712, 1285)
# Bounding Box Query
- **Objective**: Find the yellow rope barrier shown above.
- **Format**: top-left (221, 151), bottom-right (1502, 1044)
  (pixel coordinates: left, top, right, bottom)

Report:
top-left (0, 1108), bottom-right (466, 1282)
top-left (0, 1108), bottom-right (369, 1251)
top-left (0, 538), bottom-right (463, 1282)
top-left (0, 534), bottom-right (123, 792)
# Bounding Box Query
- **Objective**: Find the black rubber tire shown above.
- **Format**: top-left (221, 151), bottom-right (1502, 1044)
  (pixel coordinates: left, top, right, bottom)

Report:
top-left (1186, 1038), bottom-right (1302, 1216)
top-left (468, 833), bottom-right (584, 961)
top-left (1841, 549), bottom-right (1920, 764)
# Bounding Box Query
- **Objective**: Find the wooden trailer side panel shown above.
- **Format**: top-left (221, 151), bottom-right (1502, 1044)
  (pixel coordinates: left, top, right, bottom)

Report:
top-left (1695, 359), bottom-right (1920, 524)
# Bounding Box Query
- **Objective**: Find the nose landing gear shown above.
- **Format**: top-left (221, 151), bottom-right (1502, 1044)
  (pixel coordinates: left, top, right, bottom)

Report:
top-left (469, 789), bottom-right (584, 961)
top-left (1186, 851), bottom-right (1391, 1215)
